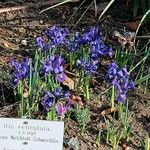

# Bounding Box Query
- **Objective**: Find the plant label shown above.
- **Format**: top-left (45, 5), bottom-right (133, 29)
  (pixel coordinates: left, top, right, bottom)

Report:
top-left (0, 118), bottom-right (64, 150)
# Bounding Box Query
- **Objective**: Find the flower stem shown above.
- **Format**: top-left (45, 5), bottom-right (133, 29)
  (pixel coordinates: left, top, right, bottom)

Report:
top-left (85, 75), bottom-right (90, 101)
top-left (69, 52), bottom-right (75, 71)
top-left (111, 85), bottom-right (115, 108)
top-left (85, 83), bottom-right (90, 101)
top-left (69, 53), bottom-right (73, 70)
top-left (118, 102), bottom-right (123, 118)
top-left (18, 81), bottom-right (25, 117)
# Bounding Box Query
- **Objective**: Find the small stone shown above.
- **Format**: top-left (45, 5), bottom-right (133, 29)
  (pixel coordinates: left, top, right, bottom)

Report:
top-left (21, 39), bottom-right (27, 46)
top-left (67, 137), bottom-right (79, 150)
top-left (40, 20), bottom-right (43, 24)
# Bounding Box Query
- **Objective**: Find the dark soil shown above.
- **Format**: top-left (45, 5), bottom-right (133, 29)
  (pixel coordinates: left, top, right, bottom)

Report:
top-left (0, 1), bottom-right (150, 150)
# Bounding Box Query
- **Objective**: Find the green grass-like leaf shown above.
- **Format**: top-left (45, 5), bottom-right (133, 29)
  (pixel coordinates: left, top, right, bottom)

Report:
top-left (135, 73), bottom-right (150, 85)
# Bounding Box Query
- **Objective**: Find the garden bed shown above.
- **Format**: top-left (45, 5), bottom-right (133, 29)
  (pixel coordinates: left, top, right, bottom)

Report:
top-left (0, 1), bottom-right (150, 150)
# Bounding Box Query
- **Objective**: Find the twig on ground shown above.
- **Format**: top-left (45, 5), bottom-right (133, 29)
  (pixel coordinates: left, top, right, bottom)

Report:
top-left (136, 35), bottom-right (150, 39)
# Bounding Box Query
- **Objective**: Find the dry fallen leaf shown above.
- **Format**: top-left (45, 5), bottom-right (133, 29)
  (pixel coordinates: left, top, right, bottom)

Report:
top-left (112, 30), bottom-right (127, 46)
top-left (134, 15), bottom-right (142, 20)
top-left (112, 30), bottom-right (135, 48)
top-left (125, 20), bottom-right (140, 31)
top-left (62, 75), bottom-right (75, 90)
top-left (124, 15), bottom-right (142, 31)
top-left (100, 107), bottom-right (115, 116)
top-left (70, 95), bottom-right (83, 106)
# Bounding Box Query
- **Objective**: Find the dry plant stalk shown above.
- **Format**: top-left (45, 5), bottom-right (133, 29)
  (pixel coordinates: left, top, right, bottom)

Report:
top-left (0, 0), bottom-right (79, 14)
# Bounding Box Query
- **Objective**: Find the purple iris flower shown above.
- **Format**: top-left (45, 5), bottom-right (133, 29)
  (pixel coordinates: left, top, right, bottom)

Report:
top-left (64, 92), bottom-right (71, 100)
top-left (53, 87), bottom-right (63, 97)
top-left (9, 58), bottom-right (30, 86)
top-left (55, 102), bottom-right (67, 118)
top-left (77, 58), bottom-right (98, 75)
top-left (106, 62), bottom-right (119, 81)
top-left (41, 91), bottom-right (55, 110)
top-left (100, 44), bottom-right (113, 57)
top-left (116, 92), bottom-right (126, 103)
top-left (36, 36), bottom-right (50, 51)
top-left (67, 32), bottom-right (81, 52)
top-left (11, 73), bottom-right (20, 86)
top-left (118, 68), bottom-right (129, 77)
top-left (40, 59), bottom-right (53, 75)
top-left (56, 72), bottom-right (66, 82)
top-left (45, 26), bottom-right (69, 47)
top-left (41, 88), bottom-right (71, 111)
top-left (53, 87), bottom-right (70, 100)
top-left (55, 100), bottom-right (72, 118)
top-left (81, 27), bottom-right (100, 44)
top-left (90, 39), bottom-right (113, 59)
top-left (106, 62), bottom-right (134, 103)
top-left (52, 56), bottom-right (64, 74)
top-left (40, 54), bottom-right (66, 82)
